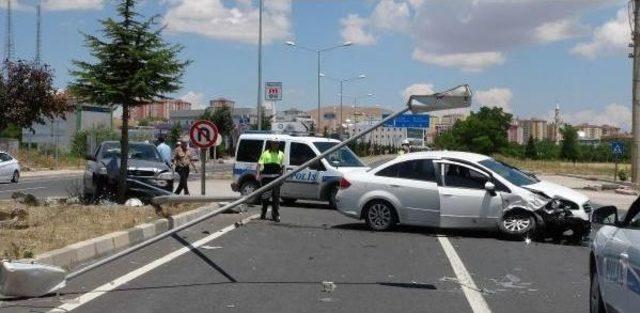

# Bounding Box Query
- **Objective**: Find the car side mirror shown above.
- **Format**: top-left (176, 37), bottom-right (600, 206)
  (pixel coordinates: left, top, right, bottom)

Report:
top-left (484, 181), bottom-right (495, 192)
top-left (591, 206), bottom-right (619, 226)
top-left (86, 154), bottom-right (96, 161)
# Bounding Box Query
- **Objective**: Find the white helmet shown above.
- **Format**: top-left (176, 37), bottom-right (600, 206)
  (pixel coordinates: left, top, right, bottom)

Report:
top-left (402, 139), bottom-right (410, 145)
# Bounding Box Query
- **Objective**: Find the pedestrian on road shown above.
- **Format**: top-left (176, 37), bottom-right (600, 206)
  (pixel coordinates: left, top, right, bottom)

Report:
top-left (173, 139), bottom-right (197, 195)
top-left (398, 139), bottom-right (411, 156)
top-left (156, 134), bottom-right (172, 165)
top-left (258, 139), bottom-right (284, 222)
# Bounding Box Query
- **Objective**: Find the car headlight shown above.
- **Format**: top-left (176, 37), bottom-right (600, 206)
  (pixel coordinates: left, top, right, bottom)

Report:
top-left (98, 167), bottom-right (108, 175)
top-left (157, 172), bottom-right (178, 180)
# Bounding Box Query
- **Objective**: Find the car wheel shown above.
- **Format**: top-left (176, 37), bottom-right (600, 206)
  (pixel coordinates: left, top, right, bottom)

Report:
top-left (11, 170), bottom-right (19, 183)
top-left (500, 211), bottom-right (536, 239)
top-left (590, 267), bottom-right (606, 313)
top-left (327, 185), bottom-right (338, 210)
top-left (281, 198), bottom-right (297, 206)
top-left (240, 180), bottom-right (260, 205)
top-left (365, 201), bottom-right (397, 231)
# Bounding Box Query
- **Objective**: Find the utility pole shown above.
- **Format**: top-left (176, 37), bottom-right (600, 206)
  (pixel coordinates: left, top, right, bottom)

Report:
top-left (256, 0), bottom-right (263, 131)
top-left (632, 0), bottom-right (640, 184)
top-left (35, 1), bottom-right (42, 64)
top-left (5, 0), bottom-right (13, 61)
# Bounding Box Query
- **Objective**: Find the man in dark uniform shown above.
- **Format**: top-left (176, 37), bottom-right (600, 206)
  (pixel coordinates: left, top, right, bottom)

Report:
top-left (258, 139), bottom-right (285, 222)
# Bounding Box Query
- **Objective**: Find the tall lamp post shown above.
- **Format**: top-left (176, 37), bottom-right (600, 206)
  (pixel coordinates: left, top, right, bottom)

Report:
top-left (319, 73), bottom-right (366, 137)
top-left (285, 41), bottom-right (353, 134)
top-left (256, 0), bottom-right (263, 130)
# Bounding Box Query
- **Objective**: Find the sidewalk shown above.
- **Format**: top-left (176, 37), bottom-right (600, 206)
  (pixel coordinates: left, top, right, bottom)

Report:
top-left (21, 168), bottom-right (83, 178)
top-left (186, 178), bottom-right (238, 197)
top-left (538, 174), bottom-right (637, 210)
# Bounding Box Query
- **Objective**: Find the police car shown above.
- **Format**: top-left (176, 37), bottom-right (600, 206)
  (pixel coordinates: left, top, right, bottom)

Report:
top-left (231, 133), bottom-right (368, 208)
top-left (590, 198), bottom-right (640, 313)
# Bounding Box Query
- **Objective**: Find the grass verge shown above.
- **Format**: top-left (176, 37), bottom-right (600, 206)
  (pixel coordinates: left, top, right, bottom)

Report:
top-left (495, 155), bottom-right (631, 180)
top-left (0, 201), bottom-right (203, 260)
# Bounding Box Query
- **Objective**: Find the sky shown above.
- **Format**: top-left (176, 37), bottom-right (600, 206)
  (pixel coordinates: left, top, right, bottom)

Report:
top-left (2, 0), bottom-right (635, 130)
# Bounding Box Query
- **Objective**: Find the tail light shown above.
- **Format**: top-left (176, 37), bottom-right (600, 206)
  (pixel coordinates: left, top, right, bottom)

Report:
top-left (339, 178), bottom-right (351, 189)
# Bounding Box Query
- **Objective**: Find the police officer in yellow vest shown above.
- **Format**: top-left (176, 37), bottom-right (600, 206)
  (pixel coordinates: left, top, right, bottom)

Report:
top-left (258, 139), bottom-right (285, 222)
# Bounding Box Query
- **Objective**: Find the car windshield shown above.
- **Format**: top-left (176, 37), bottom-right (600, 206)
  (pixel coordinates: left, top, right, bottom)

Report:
top-left (313, 142), bottom-right (365, 167)
top-left (479, 158), bottom-right (539, 187)
top-left (99, 143), bottom-right (161, 161)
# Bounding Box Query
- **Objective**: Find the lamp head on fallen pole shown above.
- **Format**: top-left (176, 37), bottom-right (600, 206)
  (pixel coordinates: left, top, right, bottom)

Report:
top-left (407, 84), bottom-right (472, 113)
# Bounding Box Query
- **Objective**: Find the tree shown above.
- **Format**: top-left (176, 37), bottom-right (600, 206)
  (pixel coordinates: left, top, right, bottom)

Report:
top-left (70, 0), bottom-right (189, 203)
top-left (202, 107), bottom-right (234, 137)
top-left (524, 136), bottom-right (537, 159)
top-left (434, 107), bottom-right (511, 154)
top-left (168, 122), bottom-right (182, 147)
top-left (560, 125), bottom-right (579, 162)
top-left (0, 60), bottom-right (69, 134)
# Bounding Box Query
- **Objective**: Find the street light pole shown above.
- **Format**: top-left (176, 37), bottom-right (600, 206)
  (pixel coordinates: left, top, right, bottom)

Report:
top-left (317, 51), bottom-right (321, 134)
top-left (320, 73), bottom-right (366, 138)
top-left (340, 80), bottom-right (343, 135)
top-left (256, 0), bottom-right (263, 131)
top-left (286, 41), bottom-right (353, 135)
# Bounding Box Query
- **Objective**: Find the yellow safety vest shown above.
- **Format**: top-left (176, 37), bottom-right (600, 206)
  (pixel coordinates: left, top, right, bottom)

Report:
top-left (259, 150), bottom-right (284, 177)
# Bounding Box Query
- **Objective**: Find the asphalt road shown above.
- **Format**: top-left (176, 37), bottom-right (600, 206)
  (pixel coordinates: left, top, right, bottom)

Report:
top-left (0, 162), bottom-right (233, 200)
top-left (0, 203), bottom-right (590, 313)
top-left (0, 174), bottom-right (84, 200)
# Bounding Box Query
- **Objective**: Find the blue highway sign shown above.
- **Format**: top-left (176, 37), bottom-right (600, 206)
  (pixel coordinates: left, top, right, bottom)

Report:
top-left (382, 114), bottom-right (430, 128)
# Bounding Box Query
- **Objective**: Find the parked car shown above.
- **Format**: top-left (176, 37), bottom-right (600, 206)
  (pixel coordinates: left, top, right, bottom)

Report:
top-left (589, 198), bottom-right (640, 313)
top-left (231, 133), bottom-right (367, 208)
top-left (0, 151), bottom-right (20, 183)
top-left (336, 151), bottom-right (592, 239)
top-left (83, 141), bottom-right (177, 202)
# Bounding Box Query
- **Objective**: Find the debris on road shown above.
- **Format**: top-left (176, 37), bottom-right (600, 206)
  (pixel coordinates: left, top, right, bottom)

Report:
top-left (125, 198), bottom-right (144, 207)
top-left (615, 188), bottom-right (639, 196)
top-left (321, 281), bottom-right (336, 293)
top-left (200, 245), bottom-right (222, 250)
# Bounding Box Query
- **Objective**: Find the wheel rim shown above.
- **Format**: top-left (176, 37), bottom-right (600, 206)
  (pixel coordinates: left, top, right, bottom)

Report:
top-left (503, 216), bottom-right (531, 232)
top-left (12, 171), bottom-right (18, 182)
top-left (368, 203), bottom-right (392, 229)
top-left (242, 183), bottom-right (256, 195)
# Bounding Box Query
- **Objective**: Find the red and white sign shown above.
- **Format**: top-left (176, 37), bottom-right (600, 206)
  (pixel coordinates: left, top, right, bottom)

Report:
top-left (189, 120), bottom-right (219, 149)
top-left (265, 82), bottom-right (282, 101)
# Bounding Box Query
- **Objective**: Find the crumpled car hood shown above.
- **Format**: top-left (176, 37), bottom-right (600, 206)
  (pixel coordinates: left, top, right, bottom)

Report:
top-left (525, 181), bottom-right (589, 205)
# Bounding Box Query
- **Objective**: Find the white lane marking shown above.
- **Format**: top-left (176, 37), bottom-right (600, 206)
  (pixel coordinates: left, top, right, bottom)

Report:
top-left (437, 236), bottom-right (492, 313)
top-left (48, 214), bottom-right (259, 313)
top-left (0, 187), bottom-right (45, 194)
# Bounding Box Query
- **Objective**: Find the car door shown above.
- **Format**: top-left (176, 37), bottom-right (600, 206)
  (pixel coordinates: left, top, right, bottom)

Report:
top-left (621, 211), bottom-right (640, 312)
top-left (0, 153), bottom-right (10, 181)
top-left (598, 226), bottom-right (631, 312)
top-left (436, 161), bottom-right (502, 229)
top-left (372, 159), bottom-right (440, 226)
top-left (283, 142), bottom-right (322, 199)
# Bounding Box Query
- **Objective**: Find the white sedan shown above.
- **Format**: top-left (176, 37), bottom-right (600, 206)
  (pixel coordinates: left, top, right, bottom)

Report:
top-left (0, 151), bottom-right (20, 183)
top-left (336, 151), bottom-right (592, 238)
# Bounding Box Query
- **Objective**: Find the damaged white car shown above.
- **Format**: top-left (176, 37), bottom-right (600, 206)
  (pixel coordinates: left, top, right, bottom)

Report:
top-left (336, 151), bottom-right (591, 240)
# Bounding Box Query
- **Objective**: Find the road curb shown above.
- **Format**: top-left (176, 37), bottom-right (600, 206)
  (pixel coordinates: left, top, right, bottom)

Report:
top-left (30, 204), bottom-right (231, 270)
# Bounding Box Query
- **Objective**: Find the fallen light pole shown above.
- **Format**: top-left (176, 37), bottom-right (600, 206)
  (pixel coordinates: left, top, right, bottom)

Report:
top-left (0, 85), bottom-right (472, 298)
